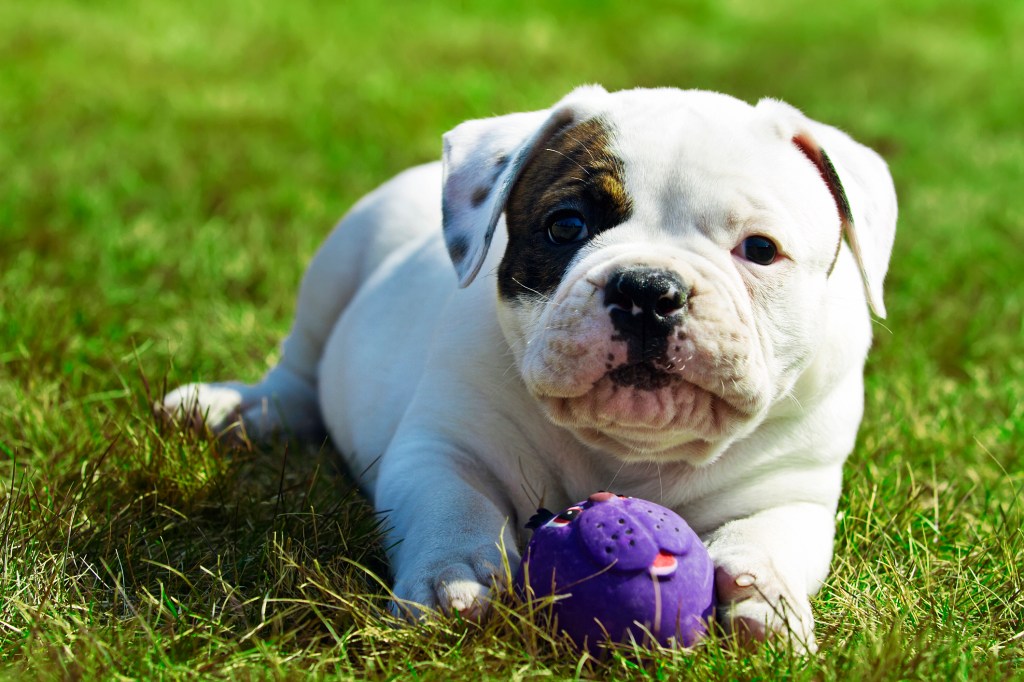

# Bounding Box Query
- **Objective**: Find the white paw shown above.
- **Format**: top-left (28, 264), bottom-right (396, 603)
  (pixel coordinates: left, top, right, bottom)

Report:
top-left (711, 552), bottom-right (817, 653)
top-left (158, 370), bottom-right (324, 443)
top-left (390, 543), bottom-right (514, 621)
top-left (159, 382), bottom-right (250, 437)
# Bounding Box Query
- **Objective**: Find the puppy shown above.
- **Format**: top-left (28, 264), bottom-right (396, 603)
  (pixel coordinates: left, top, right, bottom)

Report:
top-left (163, 86), bottom-right (897, 650)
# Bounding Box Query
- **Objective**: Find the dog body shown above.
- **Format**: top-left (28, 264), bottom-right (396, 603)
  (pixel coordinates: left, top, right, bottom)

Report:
top-left (164, 86), bottom-right (896, 649)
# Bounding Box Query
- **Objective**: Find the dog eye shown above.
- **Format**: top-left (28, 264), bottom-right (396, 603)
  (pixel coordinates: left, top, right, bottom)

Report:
top-left (547, 211), bottom-right (590, 245)
top-left (736, 235), bottom-right (779, 265)
top-left (549, 506), bottom-right (583, 526)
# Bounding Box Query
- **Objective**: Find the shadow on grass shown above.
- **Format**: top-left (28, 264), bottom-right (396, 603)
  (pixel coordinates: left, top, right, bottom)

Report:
top-left (0, 363), bottom-right (407, 674)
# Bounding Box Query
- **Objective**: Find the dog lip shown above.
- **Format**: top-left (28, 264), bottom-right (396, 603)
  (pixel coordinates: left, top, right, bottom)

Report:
top-left (533, 361), bottom-right (755, 419)
top-left (607, 362), bottom-right (679, 390)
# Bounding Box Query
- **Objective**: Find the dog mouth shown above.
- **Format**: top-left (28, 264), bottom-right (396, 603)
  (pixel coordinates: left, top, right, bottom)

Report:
top-left (532, 349), bottom-right (765, 463)
top-left (607, 361), bottom-right (680, 391)
top-left (542, 369), bottom-right (744, 431)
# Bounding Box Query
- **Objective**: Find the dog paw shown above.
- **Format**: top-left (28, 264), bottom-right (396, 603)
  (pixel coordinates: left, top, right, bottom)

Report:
top-left (712, 554), bottom-right (817, 653)
top-left (158, 371), bottom-right (324, 444)
top-left (390, 543), bottom-right (513, 621)
top-left (159, 382), bottom-right (249, 437)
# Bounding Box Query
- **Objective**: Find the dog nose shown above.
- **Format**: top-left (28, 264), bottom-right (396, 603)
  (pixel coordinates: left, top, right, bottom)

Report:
top-left (604, 268), bottom-right (688, 322)
top-left (604, 268), bottom-right (689, 363)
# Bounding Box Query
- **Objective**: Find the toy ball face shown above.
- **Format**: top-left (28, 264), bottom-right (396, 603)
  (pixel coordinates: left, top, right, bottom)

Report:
top-left (515, 492), bottom-right (715, 653)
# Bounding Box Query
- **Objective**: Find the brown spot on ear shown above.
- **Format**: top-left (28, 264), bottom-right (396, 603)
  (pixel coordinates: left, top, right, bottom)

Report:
top-left (470, 185), bottom-right (490, 208)
top-left (500, 118), bottom-right (633, 301)
top-left (446, 234), bottom-right (469, 264)
top-left (468, 156), bottom-right (509, 206)
top-left (793, 134), bottom-right (850, 274)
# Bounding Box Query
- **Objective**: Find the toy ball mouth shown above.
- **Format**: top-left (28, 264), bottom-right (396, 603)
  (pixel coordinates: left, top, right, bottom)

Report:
top-left (649, 550), bottom-right (678, 577)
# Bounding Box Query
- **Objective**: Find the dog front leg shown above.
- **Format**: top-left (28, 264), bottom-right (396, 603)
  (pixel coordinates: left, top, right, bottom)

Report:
top-left (704, 501), bottom-right (836, 653)
top-left (374, 443), bottom-right (520, 620)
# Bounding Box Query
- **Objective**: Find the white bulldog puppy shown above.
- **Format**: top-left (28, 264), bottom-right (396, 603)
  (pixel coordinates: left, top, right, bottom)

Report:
top-left (163, 86), bottom-right (896, 650)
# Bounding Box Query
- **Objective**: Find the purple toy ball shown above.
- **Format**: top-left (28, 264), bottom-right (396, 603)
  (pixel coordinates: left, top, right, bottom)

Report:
top-left (515, 492), bottom-right (715, 654)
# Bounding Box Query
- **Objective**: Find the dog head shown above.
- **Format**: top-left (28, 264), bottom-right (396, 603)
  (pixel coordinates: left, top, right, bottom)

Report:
top-left (442, 86), bottom-right (897, 465)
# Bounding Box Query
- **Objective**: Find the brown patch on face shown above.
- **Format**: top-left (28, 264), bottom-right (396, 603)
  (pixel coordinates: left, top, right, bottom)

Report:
top-left (499, 118), bottom-right (633, 301)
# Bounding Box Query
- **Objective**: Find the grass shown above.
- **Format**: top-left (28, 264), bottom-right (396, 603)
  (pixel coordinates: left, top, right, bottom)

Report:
top-left (1, 0), bottom-right (1022, 678)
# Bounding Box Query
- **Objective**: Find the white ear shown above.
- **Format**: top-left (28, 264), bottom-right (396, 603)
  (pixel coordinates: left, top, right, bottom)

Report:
top-left (441, 84), bottom-right (609, 287)
top-left (757, 99), bottom-right (898, 318)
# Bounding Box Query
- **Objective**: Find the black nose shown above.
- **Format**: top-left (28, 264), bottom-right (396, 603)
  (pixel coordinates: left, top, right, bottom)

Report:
top-left (604, 268), bottom-right (688, 361)
top-left (604, 267), bottom-right (688, 320)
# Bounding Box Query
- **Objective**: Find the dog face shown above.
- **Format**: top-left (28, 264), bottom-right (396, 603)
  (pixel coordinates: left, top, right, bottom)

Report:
top-left (442, 87), bottom-right (896, 466)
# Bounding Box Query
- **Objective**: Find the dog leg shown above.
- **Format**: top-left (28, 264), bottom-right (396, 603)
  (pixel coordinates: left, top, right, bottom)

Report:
top-left (704, 502), bottom-right (836, 653)
top-left (374, 444), bottom-right (519, 620)
top-left (158, 213), bottom-right (367, 443)
top-left (159, 363), bottom-right (324, 443)
top-left (158, 242), bottom-right (348, 443)
top-left (160, 164), bottom-right (441, 444)
top-left (156, 231), bottom-right (354, 443)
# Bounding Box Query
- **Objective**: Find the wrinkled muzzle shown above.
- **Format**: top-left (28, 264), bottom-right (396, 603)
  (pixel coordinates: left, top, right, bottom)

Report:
top-left (514, 250), bottom-right (773, 464)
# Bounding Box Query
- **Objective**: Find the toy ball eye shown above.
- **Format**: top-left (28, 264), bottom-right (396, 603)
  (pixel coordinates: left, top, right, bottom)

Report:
top-left (735, 235), bottom-right (779, 265)
top-left (548, 506), bottom-right (583, 526)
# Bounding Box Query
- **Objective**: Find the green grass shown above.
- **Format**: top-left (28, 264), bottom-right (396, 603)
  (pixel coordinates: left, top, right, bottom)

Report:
top-left (1, 0), bottom-right (1022, 678)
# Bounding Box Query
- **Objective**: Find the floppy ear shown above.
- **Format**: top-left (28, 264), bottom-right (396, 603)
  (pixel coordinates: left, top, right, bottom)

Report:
top-left (441, 84), bottom-right (609, 287)
top-left (757, 99), bottom-right (898, 318)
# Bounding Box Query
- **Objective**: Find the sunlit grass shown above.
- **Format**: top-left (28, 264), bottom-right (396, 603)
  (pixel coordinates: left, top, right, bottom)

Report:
top-left (1, 0), bottom-right (1021, 677)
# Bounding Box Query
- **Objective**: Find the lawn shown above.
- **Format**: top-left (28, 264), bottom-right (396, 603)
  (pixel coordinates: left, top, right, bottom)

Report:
top-left (1, 0), bottom-right (1021, 678)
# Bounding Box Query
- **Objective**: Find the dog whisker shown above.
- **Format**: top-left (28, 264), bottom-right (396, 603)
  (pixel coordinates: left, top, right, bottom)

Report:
top-left (542, 147), bottom-right (592, 177)
top-left (511, 277), bottom-right (552, 302)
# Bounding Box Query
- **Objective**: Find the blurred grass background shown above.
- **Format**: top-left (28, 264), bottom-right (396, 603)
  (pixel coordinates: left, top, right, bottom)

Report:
top-left (1, 0), bottom-right (1021, 678)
